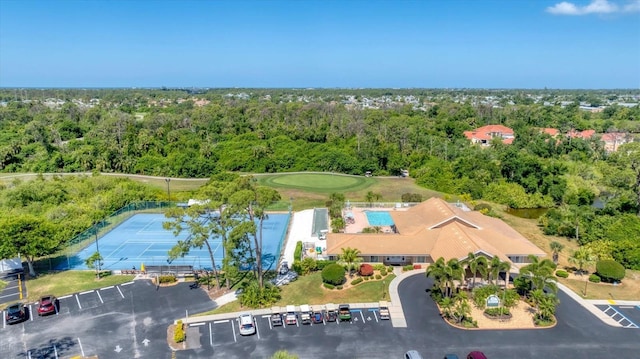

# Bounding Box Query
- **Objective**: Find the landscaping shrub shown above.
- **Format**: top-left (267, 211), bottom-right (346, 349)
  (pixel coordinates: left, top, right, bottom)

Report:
top-left (484, 307), bottom-right (510, 317)
top-left (321, 263), bottom-right (345, 286)
top-left (359, 263), bottom-right (374, 276)
top-left (238, 282), bottom-right (282, 308)
top-left (387, 266), bottom-right (393, 272)
top-left (555, 270), bottom-right (569, 278)
top-left (373, 264), bottom-right (386, 271)
top-left (159, 275), bottom-right (177, 284)
top-left (473, 203), bottom-right (492, 212)
top-left (291, 260), bottom-right (302, 273)
top-left (402, 264), bottom-right (414, 272)
top-left (294, 241), bottom-right (303, 261)
top-left (174, 320), bottom-right (185, 343)
top-left (380, 269), bottom-right (387, 276)
top-left (323, 283), bottom-right (335, 290)
top-left (316, 260), bottom-right (337, 270)
top-left (595, 260), bottom-right (625, 282)
top-left (589, 274), bottom-right (601, 283)
top-left (351, 278), bottom-right (363, 285)
top-left (300, 257), bottom-right (317, 275)
top-left (336, 285), bottom-right (343, 290)
top-left (364, 275), bottom-right (370, 280)
top-left (375, 274), bottom-right (382, 280)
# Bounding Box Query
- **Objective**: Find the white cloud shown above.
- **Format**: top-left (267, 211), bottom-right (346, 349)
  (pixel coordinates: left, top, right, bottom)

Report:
top-left (546, 0), bottom-right (640, 15)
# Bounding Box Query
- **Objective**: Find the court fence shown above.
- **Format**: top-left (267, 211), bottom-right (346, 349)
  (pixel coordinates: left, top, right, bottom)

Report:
top-left (36, 201), bottom-right (175, 272)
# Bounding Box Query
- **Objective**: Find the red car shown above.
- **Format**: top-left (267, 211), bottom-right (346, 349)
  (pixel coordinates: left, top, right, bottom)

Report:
top-left (37, 295), bottom-right (57, 316)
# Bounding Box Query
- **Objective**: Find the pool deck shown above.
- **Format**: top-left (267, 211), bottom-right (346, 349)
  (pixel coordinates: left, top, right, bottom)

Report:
top-left (344, 207), bottom-right (407, 234)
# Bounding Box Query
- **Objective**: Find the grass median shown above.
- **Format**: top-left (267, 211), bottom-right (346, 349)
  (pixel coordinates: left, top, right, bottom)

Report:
top-left (200, 272), bottom-right (396, 316)
top-left (25, 271), bottom-right (136, 303)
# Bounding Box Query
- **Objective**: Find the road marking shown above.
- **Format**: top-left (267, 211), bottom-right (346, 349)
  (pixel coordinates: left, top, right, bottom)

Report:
top-left (96, 290), bottom-right (104, 304)
top-left (189, 322), bottom-right (205, 327)
top-left (142, 338), bottom-right (150, 346)
top-left (58, 295), bottom-right (72, 300)
top-left (261, 315), bottom-right (270, 318)
top-left (267, 317), bottom-right (272, 330)
top-left (620, 306), bottom-right (634, 309)
top-left (255, 319), bottom-right (260, 339)
top-left (231, 321), bottom-right (237, 342)
top-left (121, 281), bottom-right (134, 286)
top-left (53, 344), bottom-right (58, 359)
top-left (214, 319), bottom-right (229, 324)
top-left (2, 311), bottom-right (5, 328)
top-left (77, 338), bottom-right (85, 357)
top-left (116, 286), bottom-right (125, 299)
top-left (360, 311), bottom-right (365, 322)
top-left (0, 293), bottom-right (19, 300)
top-left (100, 286), bottom-right (115, 290)
top-left (79, 290), bottom-right (95, 295)
top-left (29, 304), bottom-right (33, 321)
top-left (114, 345), bottom-right (122, 353)
top-left (27, 351), bottom-right (31, 359)
top-left (368, 309), bottom-right (379, 322)
top-left (75, 294), bottom-right (82, 309)
top-left (209, 323), bottom-right (213, 346)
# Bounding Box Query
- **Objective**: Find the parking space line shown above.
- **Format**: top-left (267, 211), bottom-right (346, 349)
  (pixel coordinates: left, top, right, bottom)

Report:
top-left (75, 294), bottom-right (82, 309)
top-left (214, 319), bottom-right (229, 324)
top-left (29, 304), bottom-right (33, 321)
top-left (121, 281), bottom-right (134, 286)
top-left (27, 350), bottom-right (31, 359)
top-left (231, 321), bottom-right (237, 342)
top-left (77, 338), bottom-right (85, 358)
top-left (360, 311), bottom-right (365, 322)
top-left (116, 286), bottom-right (125, 299)
top-left (80, 290), bottom-right (95, 295)
top-left (368, 309), bottom-right (379, 322)
top-left (2, 311), bottom-right (5, 328)
top-left (189, 322), bottom-right (205, 327)
top-left (58, 295), bottom-right (72, 300)
top-left (209, 323), bottom-right (213, 346)
top-left (255, 319), bottom-right (260, 339)
top-left (100, 286), bottom-right (115, 290)
top-left (54, 344), bottom-right (58, 359)
top-left (96, 290), bottom-right (104, 304)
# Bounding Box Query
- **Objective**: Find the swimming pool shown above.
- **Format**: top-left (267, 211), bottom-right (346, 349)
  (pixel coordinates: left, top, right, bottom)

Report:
top-left (365, 211), bottom-right (395, 226)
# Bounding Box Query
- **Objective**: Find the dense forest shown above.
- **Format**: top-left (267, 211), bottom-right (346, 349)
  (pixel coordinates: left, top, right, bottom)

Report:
top-left (0, 88), bottom-right (639, 269)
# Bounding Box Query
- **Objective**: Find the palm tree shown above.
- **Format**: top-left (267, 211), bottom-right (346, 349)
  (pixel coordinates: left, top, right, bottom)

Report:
top-left (338, 247), bottom-right (362, 277)
top-left (520, 255), bottom-right (558, 294)
top-left (426, 257), bottom-right (448, 295)
top-left (442, 258), bottom-right (464, 298)
top-left (549, 241), bottom-right (565, 265)
top-left (463, 252), bottom-right (488, 289)
top-left (568, 247), bottom-right (596, 275)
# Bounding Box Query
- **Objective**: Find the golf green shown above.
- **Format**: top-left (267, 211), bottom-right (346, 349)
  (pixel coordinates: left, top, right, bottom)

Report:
top-left (259, 173), bottom-right (372, 193)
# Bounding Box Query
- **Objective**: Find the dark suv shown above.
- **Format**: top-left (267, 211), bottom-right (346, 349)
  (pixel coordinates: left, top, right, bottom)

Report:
top-left (6, 303), bottom-right (28, 324)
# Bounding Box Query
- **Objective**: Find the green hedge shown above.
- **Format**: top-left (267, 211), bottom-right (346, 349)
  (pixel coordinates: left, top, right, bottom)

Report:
top-left (373, 264), bottom-right (386, 271)
top-left (402, 264), bottom-right (414, 272)
top-left (159, 275), bottom-right (177, 284)
top-left (351, 278), bottom-right (363, 285)
top-left (596, 260), bottom-right (625, 282)
top-left (375, 274), bottom-right (382, 280)
top-left (555, 270), bottom-right (569, 278)
top-left (589, 274), bottom-right (601, 283)
top-left (321, 263), bottom-right (345, 286)
top-left (294, 241), bottom-right (303, 261)
top-left (336, 285), bottom-right (343, 290)
top-left (323, 283), bottom-right (335, 290)
top-left (316, 260), bottom-right (337, 270)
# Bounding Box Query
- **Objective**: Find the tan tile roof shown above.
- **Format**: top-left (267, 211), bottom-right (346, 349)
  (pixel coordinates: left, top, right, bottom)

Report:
top-left (326, 198), bottom-right (545, 263)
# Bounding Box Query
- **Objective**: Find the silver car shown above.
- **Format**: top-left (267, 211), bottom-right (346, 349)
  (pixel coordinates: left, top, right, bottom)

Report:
top-left (238, 313), bottom-right (256, 335)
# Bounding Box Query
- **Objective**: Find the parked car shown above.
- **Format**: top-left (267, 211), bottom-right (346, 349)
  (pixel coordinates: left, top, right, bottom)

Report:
top-left (6, 303), bottom-right (28, 324)
top-left (300, 304), bottom-right (311, 324)
top-left (279, 261), bottom-right (289, 275)
top-left (378, 300), bottom-right (390, 320)
top-left (467, 351), bottom-right (487, 359)
top-left (37, 295), bottom-right (58, 316)
top-left (338, 304), bottom-right (351, 321)
top-left (312, 308), bottom-right (324, 324)
top-left (270, 306), bottom-right (283, 327)
top-left (443, 355), bottom-right (460, 359)
top-left (285, 305), bottom-right (297, 325)
top-left (404, 350), bottom-right (424, 359)
top-left (238, 313), bottom-right (256, 335)
top-left (325, 303), bottom-right (337, 322)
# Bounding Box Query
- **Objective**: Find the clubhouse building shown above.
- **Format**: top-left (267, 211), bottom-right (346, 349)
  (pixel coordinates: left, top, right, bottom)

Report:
top-left (325, 197), bottom-right (546, 269)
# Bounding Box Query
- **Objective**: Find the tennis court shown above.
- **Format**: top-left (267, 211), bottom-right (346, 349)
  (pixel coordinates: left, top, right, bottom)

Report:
top-left (60, 212), bottom-right (290, 271)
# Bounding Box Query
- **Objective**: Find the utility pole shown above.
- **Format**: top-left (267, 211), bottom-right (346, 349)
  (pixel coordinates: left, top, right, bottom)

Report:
top-left (165, 178), bottom-right (171, 202)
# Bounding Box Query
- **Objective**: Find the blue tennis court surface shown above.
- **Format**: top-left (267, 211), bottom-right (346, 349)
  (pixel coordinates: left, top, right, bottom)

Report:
top-left (60, 213), bottom-right (290, 271)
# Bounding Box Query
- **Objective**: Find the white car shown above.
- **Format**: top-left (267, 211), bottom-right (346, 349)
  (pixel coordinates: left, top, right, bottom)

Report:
top-left (238, 313), bottom-right (256, 335)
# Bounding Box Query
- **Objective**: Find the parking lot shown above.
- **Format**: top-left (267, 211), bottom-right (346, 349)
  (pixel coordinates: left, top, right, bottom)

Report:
top-left (0, 272), bottom-right (27, 306)
top-left (596, 304), bottom-right (640, 329)
top-left (0, 280), bottom-right (216, 359)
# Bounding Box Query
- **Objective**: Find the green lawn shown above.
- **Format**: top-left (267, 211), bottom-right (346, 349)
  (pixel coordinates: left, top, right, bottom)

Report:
top-left (24, 271), bottom-right (135, 303)
top-left (201, 272), bottom-right (396, 315)
top-left (257, 173), bottom-right (374, 193)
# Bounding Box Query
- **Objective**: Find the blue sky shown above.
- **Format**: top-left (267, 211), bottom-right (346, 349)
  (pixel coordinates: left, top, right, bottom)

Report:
top-left (0, 0), bottom-right (639, 88)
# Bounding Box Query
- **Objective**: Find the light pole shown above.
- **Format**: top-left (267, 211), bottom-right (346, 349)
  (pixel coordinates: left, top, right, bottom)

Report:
top-left (165, 178), bottom-right (171, 202)
top-left (95, 220), bottom-right (101, 278)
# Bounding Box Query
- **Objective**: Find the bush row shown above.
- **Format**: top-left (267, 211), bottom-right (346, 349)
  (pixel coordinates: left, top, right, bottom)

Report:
top-left (294, 241), bottom-right (303, 261)
top-left (555, 270), bottom-right (569, 278)
top-left (159, 275), bottom-right (177, 284)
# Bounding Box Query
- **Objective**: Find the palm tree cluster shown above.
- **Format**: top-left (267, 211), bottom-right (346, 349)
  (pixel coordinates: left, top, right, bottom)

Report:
top-left (518, 254), bottom-right (560, 325)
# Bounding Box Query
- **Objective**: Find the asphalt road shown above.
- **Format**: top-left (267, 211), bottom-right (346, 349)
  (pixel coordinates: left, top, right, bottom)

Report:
top-left (0, 272), bottom-right (27, 306)
top-left (2, 275), bottom-right (639, 359)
